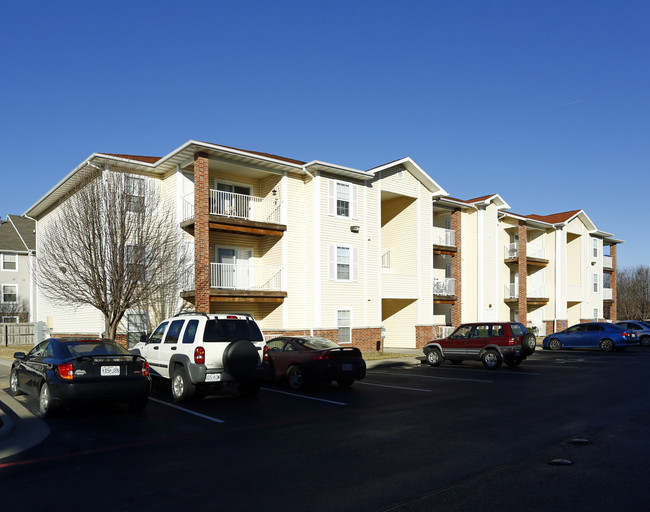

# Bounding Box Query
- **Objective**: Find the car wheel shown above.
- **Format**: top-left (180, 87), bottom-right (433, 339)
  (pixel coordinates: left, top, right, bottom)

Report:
top-left (238, 381), bottom-right (261, 398)
top-left (640, 336), bottom-right (650, 347)
top-left (287, 365), bottom-right (305, 390)
top-left (599, 338), bottom-right (614, 352)
top-left (522, 333), bottom-right (536, 356)
top-left (39, 382), bottom-right (57, 418)
top-left (9, 369), bottom-right (24, 396)
top-left (425, 347), bottom-right (442, 366)
top-left (481, 350), bottom-right (502, 370)
top-left (171, 366), bottom-right (196, 403)
top-left (549, 338), bottom-right (562, 351)
top-left (505, 357), bottom-right (523, 368)
top-left (337, 379), bottom-right (354, 388)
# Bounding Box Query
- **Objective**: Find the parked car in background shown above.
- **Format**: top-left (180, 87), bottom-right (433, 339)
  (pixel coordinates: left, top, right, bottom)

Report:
top-left (543, 322), bottom-right (639, 352)
top-left (615, 320), bottom-right (650, 347)
top-left (423, 322), bottom-right (536, 369)
top-left (9, 338), bottom-right (151, 417)
top-left (131, 312), bottom-right (267, 402)
top-left (264, 336), bottom-right (366, 390)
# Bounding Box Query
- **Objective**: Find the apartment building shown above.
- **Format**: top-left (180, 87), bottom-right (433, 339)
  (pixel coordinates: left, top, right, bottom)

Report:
top-left (0, 215), bottom-right (36, 323)
top-left (25, 140), bottom-right (620, 349)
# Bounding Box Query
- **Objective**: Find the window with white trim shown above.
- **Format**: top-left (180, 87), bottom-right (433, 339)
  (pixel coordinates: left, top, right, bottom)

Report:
top-left (328, 179), bottom-right (358, 218)
top-left (126, 175), bottom-right (146, 213)
top-left (1, 316), bottom-right (18, 323)
top-left (593, 308), bottom-right (599, 320)
top-left (337, 309), bottom-right (351, 344)
top-left (2, 285), bottom-right (17, 303)
top-left (593, 273), bottom-right (599, 293)
top-left (1, 253), bottom-right (17, 271)
top-left (592, 239), bottom-right (598, 258)
top-left (329, 245), bottom-right (358, 281)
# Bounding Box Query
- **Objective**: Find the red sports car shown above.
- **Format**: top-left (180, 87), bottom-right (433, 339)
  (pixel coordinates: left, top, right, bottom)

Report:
top-left (264, 336), bottom-right (366, 390)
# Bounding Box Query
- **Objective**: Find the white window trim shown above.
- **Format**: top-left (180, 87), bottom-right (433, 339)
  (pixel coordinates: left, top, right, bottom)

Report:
top-left (593, 273), bottom-right (599, 293)
top-left (1, 252), bottom-right (18, 272)
top-left (1, 284), bottom-right (18, 304)
top-left (328, 179), bottom-right (358, 219)
top-left (592, 238), bottom-right (598, 258)
top-left (337, 308), bottom-right (352, 344)
top-left (1, 316), bottom-right (19, 323)
top-left (329, 245), bottom-right (358, 282)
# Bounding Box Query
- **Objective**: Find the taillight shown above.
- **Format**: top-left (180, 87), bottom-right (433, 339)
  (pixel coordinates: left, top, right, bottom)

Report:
top-left (194, 346), bottom-right (206, 364)
top-left (509, 338), bottom-right (517, 346)
top-left (58, 363), bottom-right (74, 380)
top-left (621, 331), bottom-right (631, 338)
top-left (313, 352), bottom-right (335, 361)
top-left (142, 361), bottom-right (150, 376)
top-left (263, 345), bottom-right (269, 362)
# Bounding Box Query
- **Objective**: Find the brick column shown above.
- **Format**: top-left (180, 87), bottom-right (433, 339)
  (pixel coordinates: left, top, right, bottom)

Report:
top-left (194, 152), bottom-right (210, 313)
top-left (518, 221), bottom-right (527, 324)
top-left (451, 209), bottom-right (462, 328)
top-left (610, 244), bottom-right (617, 322)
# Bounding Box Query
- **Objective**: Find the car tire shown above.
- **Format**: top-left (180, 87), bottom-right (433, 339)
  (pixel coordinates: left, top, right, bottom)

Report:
top-left (425, 347), bottom-right (442, 366)
top-left (549, 338), bottom-right (562, 351)
top-left (481, 350), bottom-right (502, 370)
top-left (505, 357), bottom-right (523, 368)
top-left (287, 365), bottom-right (305, 390)
top-left (171, 366), bottom-right (196, 403)
top-left (9, 369), bottom-right (24, 396)
top-left (599, 338), bottom-right (614, 352)
top-left (640, 336), bottom-right (650, 347)
top-left (337, 379), bottom-right (354, 388)
top-left (223, 339), bottom-right (259, 381)
top-left (238, 381), bottom-right (261, 398)
top-left (522, 333), bottom-right (536, 356)
top-left (39, 382), bottom-right (57, 418)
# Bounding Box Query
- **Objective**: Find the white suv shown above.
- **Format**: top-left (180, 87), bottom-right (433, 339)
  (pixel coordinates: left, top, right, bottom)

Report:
top-left (131, 312), bottom-right (266, 402)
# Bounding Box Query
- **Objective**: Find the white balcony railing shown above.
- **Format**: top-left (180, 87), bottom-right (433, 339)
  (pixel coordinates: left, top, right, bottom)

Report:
top-left (433, 227), bottom-right (455, 247)
top-left (603, 255), bottom-right (613, 269)
top-left (381, 249), bottom-right (391, 270)
top-left (182, 190), bottom-right (281, 223)
top-left (210, 262), bottom-right (282, 291)
top-left (604, 287), bottom-right (613, 300)
top-left (505, 283), bottom-right (518, 299)
top-left (504, 243), bottom-right (546, 260)
top-left (505, 283), bottom-right (546, 299)
top-left (433, 278), bottom-right (456, 296)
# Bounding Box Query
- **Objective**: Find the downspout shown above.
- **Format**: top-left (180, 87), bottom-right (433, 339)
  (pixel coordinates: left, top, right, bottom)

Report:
top-left (303, 166), bottom-right (316, 336)
top-left (19, 215), bottom-right (37, 323)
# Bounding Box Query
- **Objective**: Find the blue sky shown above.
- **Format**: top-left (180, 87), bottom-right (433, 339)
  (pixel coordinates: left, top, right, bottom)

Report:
top-left (1, 0), bottom-right (648, 266)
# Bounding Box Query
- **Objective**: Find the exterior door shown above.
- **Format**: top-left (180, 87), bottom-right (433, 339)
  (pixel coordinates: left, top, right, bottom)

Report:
top-left (217, 248), bottom-right (252, 289)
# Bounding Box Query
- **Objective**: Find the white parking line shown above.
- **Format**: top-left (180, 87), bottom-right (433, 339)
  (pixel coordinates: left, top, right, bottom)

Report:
top-left (357, 381), bottom-right (432, 392)
top-left (148, 397), bottom-right (226, 423)
top-left (372, 371), bottom-right (493, 383)
top-left (260, 387), bottom-right (347, 405)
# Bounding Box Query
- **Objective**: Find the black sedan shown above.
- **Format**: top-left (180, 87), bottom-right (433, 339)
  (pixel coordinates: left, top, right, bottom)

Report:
top-left (9, 337), bottom-right (151, 417)
top-left (263, 336), bottom-right (366, 390)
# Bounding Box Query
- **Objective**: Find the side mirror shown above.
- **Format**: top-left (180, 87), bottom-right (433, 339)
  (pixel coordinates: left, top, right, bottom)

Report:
top-left (140, 334), bottom-right (149, 344)
top-left (14, 352), bottom-right (26, 360)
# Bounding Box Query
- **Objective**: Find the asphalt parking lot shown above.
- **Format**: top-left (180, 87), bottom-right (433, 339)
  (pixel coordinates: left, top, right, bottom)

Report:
top-left (2, 348), bottom-right (650, 511)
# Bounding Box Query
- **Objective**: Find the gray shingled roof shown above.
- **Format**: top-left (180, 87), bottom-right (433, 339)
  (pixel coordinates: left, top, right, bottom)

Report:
top-left (0, 215), bottom-right (35, 252)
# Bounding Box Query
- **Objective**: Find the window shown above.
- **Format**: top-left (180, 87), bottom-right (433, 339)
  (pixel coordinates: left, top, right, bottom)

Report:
top-left (329, 245), bottom-right (358, 281)
top-left (164, 320), bottom-right (185, 343)
top-left (593, 309), bottom-right (599, 321)
top-left (149, 322), bottom-right (168, 344)
top-left (1, 253), bottom-right (17, 271)
top-left (592, 239), bottom-right (598, 258)
top-left (2, 285), bottom-right (17, 303)
top-left (126, 176), bottom-right (146, 213)
top-left (182, 320), bottom-right (199, 344)
top-left (1, 316), bottom-right (18, 323)
top-left (337, 309), bottom-right (351, 344)
top-left (328, 180), bottom-right (358, 218)
top-left (593, 273), bottom-right (599, 293)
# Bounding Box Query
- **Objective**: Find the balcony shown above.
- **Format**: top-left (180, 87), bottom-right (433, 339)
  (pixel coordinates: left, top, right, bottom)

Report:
top-left (604, 287), bottom-right (613, 301)
top-left (504, 283), bottom-right (548, 304)
top-left (603, 255), bottom-right (614, 271)
top-left (181, 189), bottom-right (285, 237)
top-left (433, 277), bottom-right (456, 296)
top-left (433, 227), bottom-right (455, 248)
top-left (504, 243), bottom-right (548, 265)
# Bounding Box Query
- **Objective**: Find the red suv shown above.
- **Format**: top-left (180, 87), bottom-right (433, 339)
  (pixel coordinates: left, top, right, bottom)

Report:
top-left (423, 322), bottom-right (536, 369)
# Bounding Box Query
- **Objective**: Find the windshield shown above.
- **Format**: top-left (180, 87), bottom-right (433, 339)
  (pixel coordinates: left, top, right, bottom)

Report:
top-left (297, 337), bottom-right (340, 350)
top-left (203, 319), bottom-right (264, 342)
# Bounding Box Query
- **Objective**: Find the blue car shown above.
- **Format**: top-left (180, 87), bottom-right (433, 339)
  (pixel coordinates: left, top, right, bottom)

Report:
top-left (615, 320), bottom-right (650, 347)
top-left (543, 322), bottom-right (639, 352)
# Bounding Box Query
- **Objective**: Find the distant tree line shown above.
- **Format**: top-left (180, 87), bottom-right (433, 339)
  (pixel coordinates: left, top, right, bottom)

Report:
top-left (617, 265), bottom-right (650, 320)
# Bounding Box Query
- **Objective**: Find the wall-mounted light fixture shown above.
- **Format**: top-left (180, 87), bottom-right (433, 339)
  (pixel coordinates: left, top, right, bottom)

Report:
top-left (350, 225), bottom-right (360, 233)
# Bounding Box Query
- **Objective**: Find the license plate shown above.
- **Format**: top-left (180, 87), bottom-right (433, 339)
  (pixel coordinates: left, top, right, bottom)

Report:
top-left (101, 365), bottom-right (120, 376)
top-left (341, 363), bottom-right (353, 372)
top-left (205, 373), bottom-right (221, 382)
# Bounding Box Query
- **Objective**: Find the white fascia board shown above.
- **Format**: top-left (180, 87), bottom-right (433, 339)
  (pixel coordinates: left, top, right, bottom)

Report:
top-left (303, 160), bottom-right (373, 181)
top-left (500, 211), bottom-right (552, 229)
top-left (473, 194), bottom-right (510, 211)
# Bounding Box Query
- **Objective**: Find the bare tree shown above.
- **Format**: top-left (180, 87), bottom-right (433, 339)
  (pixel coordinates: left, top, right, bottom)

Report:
top-left (617, 266), bottom-right (650, 320)
top-left (0, 297), bottom-right (30, 323)
top-left (36, 164), bottom-right (194, 340)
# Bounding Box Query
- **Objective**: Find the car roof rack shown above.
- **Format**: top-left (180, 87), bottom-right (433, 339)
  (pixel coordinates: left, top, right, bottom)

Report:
top-left (173, 310), bottom-right (210, 318)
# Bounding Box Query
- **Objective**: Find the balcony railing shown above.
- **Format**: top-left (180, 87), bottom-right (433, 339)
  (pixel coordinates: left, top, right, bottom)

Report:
top-left (505, 283), bottom-right (518, 299)
top-left (504, 243), bottom-right (546, 260)
top-left (504, 283), bottom-right (546, 299)
top-left (182, 190), bottom-right (281, 223)
top-left (210, 262), bottom-right (282, 291)
top-left (433, 277), bottom-right (455, 296)
top-left (433, 227), bottom-right (455, 247)
top-left (381, 249), bottom-right (391, 270)
top-left (603, 255), bottom-right (613, 269)
top-left (604, 287), bottom-right (613, 300)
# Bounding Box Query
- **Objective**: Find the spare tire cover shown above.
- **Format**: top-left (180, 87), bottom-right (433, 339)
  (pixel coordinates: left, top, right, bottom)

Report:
top-left (223, 340), bottom-right (259, 381)
top-left (522, 333), bottom-right (536, 356)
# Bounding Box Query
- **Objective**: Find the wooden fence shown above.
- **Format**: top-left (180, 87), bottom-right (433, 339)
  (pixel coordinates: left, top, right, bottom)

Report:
top-left (0, 323), bottom-right (35, 346)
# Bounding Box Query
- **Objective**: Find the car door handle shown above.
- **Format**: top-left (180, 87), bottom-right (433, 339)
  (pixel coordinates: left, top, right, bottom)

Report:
top-left (153, 346), bottom-right (159, 350)
top-left (171, 347), bottom-right (177, 351)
